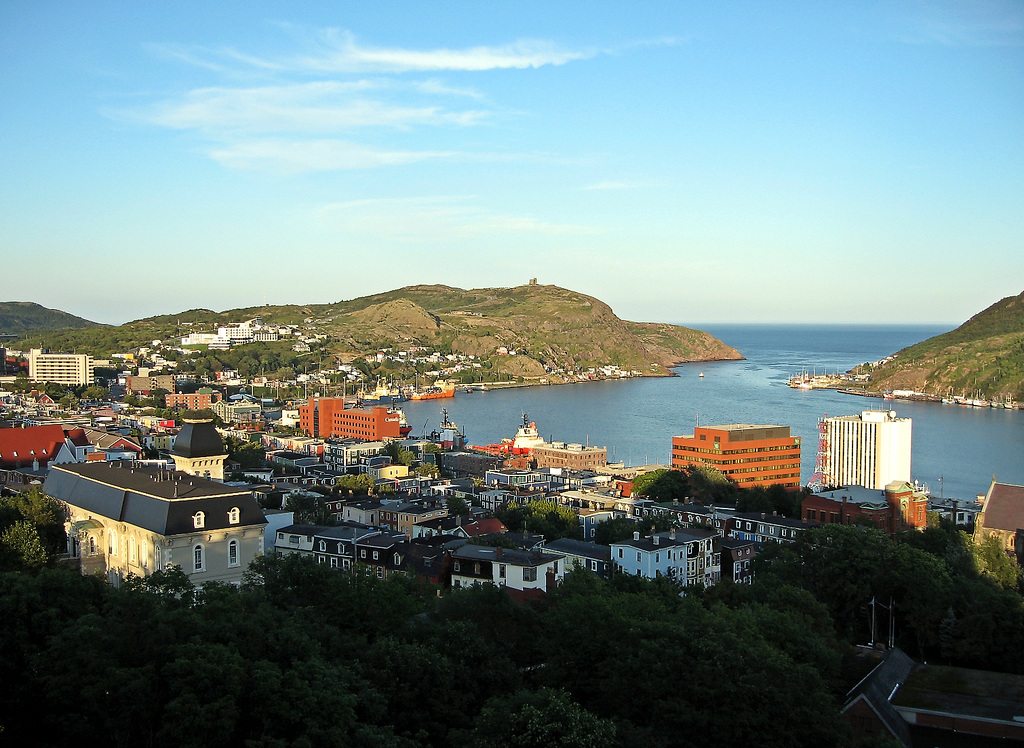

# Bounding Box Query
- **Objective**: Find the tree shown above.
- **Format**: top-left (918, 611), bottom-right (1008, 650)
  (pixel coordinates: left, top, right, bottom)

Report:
top-left (0, 520), bottom-right (49, 570)
top-left (446, 495), bottom-right (471, 516)
top-left (469, 688), bottom-right (616, 748)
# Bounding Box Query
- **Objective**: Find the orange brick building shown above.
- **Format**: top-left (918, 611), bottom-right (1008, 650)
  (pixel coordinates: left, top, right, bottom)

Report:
top-left (671, 424), bottom-right (802, 490)
top-left (299, 398), bottom-right (402, 441)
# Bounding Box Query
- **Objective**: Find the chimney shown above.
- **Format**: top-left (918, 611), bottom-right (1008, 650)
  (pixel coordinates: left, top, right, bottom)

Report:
top-left (670, 528), bottom-right (676, 540)
top-left (633, 531), bottom-right (640, 541)
top-left (496, 546), bottom-right (503, 558)
top-left (760, 512), bottom-right (766, 520)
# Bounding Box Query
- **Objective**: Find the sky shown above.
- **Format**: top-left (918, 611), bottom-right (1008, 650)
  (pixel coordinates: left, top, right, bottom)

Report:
top-left (2, 2), bottom-right (1022, 327)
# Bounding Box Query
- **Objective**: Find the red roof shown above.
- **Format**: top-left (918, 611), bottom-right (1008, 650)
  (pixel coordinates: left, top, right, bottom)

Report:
top-left (983, 482), bottom-right (1024, 533)
top-left (466, 517), bottom-right (508, 537)
top-left (0, 425), bottom-right (67, 469)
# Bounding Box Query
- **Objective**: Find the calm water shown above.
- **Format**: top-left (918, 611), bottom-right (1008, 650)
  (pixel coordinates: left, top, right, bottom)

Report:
top-left (402, 325), bottom-right (1024, 502)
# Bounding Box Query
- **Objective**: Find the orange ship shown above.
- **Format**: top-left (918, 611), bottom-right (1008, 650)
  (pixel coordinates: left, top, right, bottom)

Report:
top-left (408, 381), bottom-right (456, 400)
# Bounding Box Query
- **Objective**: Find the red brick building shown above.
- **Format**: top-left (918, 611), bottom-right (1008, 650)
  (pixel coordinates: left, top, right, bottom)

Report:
top-left (671, 424), bottom-right (802, 490)
top-left (802, 481), bottom-right (929, 535)
top-left (165, 388), bottom-right (222, 410)
top-left (299, 398), bottom-right (402, 441)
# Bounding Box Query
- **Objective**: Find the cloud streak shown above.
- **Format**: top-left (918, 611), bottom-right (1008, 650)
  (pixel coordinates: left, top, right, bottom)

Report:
top-left (209, 139), bottom-right (458, 172)
top-left (139, 81), bottom-right (487, 133)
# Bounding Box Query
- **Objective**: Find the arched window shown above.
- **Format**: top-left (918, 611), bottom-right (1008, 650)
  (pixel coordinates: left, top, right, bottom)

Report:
top-left (88, 536), bottom-right (96, 555)
top-left (193, 512), bottom-right (205, 529)
top-left (228, 507), bottom-right (240, 524)
top-left (319, 540), bottom-right (326, 551)
top-left (129, 536), bottom-right (137, 564)
top-left (228, 540), bottom-right (239, 567)
top-left (109, 531), bottom-right (117, 556)
top-left (193, 544), bottom-right (205, 572)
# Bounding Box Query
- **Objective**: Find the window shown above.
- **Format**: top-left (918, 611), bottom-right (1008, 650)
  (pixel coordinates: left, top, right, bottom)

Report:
top-left (637, 552), bottom-right (642, 563)
top-left (193, 512), bottom-right (205, 529)
top-left (319, 540), bottom-right (326, 551)
top-left (129, 537), bottom-right (137, 564)
top-left (499, 564), bottom-right (506, 578)
top-left (88, 536), bottom-right (96, 555)
top-left (228, 507), bottom-right (240, 524)
top-left (330, 557), bottom-right (338, 568)
top-left (193, 544), bottom-right (205, 572)
top-left (618, 548), bottom-right (623, 558)
top-left (523, 567), bottom-right (537, 582)
top-left (590, 559), bottom-right (597, 571)
top-left (228, 540), bottom-right (239, 567)
top-left (376, 567), bottom-right (384, 578)
top-left (317, 555), bottom-right (325, 564)
top-left (109, 531), bottom-right (117, 556)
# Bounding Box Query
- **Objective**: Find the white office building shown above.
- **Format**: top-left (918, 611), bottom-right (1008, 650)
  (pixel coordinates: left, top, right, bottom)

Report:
top-left (27, 348), bottom-right (94, 386)
top-left (820, 410), bottom-right (912, 490)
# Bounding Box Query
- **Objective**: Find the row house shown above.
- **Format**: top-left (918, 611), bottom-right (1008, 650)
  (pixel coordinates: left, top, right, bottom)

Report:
top-left (720, 537), bottom-right (759, 585)
top-left (611, 528), bottom-right (720, 587)
top-left (544, 538), bottom-right (614, 579)
top-left (274, 523), bottom-right (408, 579)
top-left (324, 438), bottom-right (386, 470)
top-left (412, 516), bottom-right (507, 540)
top-left (450, 543), bottom-right (566, 599)
top-left (728, 512), bottom-right (811, 544)
top-left (378, 502), bottom-right (448, 537)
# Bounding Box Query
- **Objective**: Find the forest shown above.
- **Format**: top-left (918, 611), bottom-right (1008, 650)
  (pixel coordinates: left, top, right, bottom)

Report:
top-left (1, 484), bottom-right (1022, 747)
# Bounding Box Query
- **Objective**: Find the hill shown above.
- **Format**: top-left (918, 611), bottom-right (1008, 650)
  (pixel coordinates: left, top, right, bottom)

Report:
top-left (855, 290), bottom-right (1024, 401)
top-left (10, 284), bottom-right (742, 375)
top-left (0, 302), bottom-right (101, 335)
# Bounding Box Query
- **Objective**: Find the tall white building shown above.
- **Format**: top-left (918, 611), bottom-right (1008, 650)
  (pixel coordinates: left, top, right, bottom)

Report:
top-left (820, 410), bottom-right (912, 490)
top-left (27, 348), bottom-right (94, 386)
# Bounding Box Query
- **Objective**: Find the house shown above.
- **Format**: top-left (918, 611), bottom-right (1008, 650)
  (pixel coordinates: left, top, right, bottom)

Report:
top-left (720, 537), bottom-right (758, 584)
top-left (544, 538), bottom-right (613, 578)
top-left (974, 480), bottom-right (1024, 563)
top-left (47, 460), bottom-right (266, 587)
top-left (378, 501), bottom-right (448, 537)
top-left (611, 528), bottom-right (720, 587)
top-left (728, 512), bottom-right (811, 544)
top-left (449, 543), bottom-right (566, 599)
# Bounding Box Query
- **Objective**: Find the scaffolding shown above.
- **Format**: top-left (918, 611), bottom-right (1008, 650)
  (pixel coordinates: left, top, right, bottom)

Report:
top-left (808, 415), bottom-right (833, 491)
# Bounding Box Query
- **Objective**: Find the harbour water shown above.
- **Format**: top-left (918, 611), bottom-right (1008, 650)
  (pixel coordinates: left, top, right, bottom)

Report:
top-left (401, 324), bottom-right (1024, 502)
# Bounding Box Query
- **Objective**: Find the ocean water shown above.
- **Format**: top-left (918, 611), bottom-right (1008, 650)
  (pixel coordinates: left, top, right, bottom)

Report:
top-left (401, 325), bottom-right (1024, 502)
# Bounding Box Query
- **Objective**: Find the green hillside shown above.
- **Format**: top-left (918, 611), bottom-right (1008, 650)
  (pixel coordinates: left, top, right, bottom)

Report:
top-left (857, 290), bottom-right (1024, 400)
top-left (10, 284), bottom-right (743, 376)
top-left (0, 302), bottom-right (101, 335)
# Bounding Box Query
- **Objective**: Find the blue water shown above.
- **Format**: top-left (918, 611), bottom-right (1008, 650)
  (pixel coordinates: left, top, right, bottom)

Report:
top-left (401, 325), bottom-right (1024, 502)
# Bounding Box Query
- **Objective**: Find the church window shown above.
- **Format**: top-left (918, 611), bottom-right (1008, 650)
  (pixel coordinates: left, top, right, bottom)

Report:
top-left (193, 544), bottom-right (205, 572)
top-left (193, 512), bottom-right (205, 529)
top-left (228, 507), bottom-right (240, 524)
top-left (228, 540), bottom-right (239, 567)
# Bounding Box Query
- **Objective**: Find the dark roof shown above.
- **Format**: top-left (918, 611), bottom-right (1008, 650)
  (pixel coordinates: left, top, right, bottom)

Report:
top-left (453, 544), bottom-right (563, 567)
top-left (732, 512), bottom-right (813, 529)
top-left (982, 481), bottom-right (1024, 533)
top-left (45, 462), bottom-right (265, 536)
top-left (612, 528), bottom-right (716, 551)
top-left (842, 647), bottom-right (914, 746)
top-left (172, 418), bottom-right (225, 459)
top-left (544, 538), bottom-right (611, 562)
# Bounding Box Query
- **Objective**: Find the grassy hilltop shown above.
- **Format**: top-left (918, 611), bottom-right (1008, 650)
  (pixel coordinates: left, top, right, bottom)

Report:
top-left (11, 284), bottom-right (742, 376)
top-left (855, 290), bottom-right (1024, 400)
top-left (0, 302), bottom-right (101, 335)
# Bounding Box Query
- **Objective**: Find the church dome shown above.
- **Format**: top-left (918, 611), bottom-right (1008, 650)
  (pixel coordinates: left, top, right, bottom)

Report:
top-left (172, 418), bottom-right (224, 458)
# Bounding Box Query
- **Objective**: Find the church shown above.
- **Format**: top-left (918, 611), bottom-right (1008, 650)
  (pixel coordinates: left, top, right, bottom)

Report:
top-left (45, 416), bottom-right (266, 586)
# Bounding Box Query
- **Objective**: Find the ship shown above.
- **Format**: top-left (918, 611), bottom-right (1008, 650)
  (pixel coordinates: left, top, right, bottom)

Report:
top-left (389, 407), bottom-right (412, 437)
top-left (426, 408), bottom-right (466, 450)
top-left (408, 380), bottom-right (457, 400)
top-left (468, 413), bottom-right (547, 456)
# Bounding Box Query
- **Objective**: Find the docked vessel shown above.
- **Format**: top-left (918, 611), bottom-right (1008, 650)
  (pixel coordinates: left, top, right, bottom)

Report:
top-left (468, 414), bottom-right (547, 456)
top-left (408, 381), bottom-right (456, 400)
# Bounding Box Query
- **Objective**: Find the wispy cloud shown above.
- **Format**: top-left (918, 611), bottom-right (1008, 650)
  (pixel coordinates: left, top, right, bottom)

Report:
top-left (137, 81), bottom-right (487, 133)
top-left (317, 196), bottom-right (600, 239)
top-left (209, 140), bottom-right (458, 172)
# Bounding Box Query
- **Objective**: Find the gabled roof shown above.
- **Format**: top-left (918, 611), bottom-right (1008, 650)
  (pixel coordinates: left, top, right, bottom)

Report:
top-left (842, 648), bottom-right (914, 747)
top-left (982, 481), bottom-right (1024, 533)
top-left (0, 424), bottom-right (66, 468)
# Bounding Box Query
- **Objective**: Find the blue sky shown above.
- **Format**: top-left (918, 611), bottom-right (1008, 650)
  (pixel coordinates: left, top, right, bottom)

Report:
top-left (2, 2), bottom-right (1021, 326)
